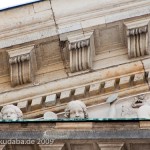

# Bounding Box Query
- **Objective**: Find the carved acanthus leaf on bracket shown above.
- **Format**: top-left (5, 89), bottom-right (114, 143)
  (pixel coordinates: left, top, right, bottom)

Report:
top-left (65, 32), bottom-right (95, 73)
top-left (7, 45), bottom-right (36, 87)
top-left (124, 20), bottom-right (149, 58)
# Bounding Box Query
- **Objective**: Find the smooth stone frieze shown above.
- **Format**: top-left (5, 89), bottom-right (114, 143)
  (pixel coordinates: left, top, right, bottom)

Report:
top-left (138, 104), bottom-right (150, 119)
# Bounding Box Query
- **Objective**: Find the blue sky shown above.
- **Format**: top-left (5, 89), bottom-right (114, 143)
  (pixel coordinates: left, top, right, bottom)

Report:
top-left (0, 0), bottom-right (41, 10)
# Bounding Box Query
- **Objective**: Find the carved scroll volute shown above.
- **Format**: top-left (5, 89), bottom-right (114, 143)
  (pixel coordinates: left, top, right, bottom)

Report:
top-left (7, 45), bottom-right (36, 87)
top-left (67, 32), bottom-right (95, 73)
top-left (125, 20), bottom-right (149, 58)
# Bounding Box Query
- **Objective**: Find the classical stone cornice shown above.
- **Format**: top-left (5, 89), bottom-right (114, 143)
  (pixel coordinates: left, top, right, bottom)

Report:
top-left (0, 60), bottom-right (144, 104)
top-left (0, 59), bottom-right (148, 118)
top-left (0, 1), bottom-right (57, 49)
top-left (0, 0), bottom-right (150, 49)
top-left (53, 0), bottom-right (150, 33)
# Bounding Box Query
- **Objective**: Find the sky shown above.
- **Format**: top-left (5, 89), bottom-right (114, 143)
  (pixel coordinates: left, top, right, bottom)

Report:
top-left (0, 0), bottom-right (41, 10)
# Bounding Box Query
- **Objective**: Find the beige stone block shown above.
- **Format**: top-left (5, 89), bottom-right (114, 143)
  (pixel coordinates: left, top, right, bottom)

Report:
top-left (33, 1), bottom-right (51, 12)
top-left (17, 101), bottom-right (29, 112)
top-left (39, 144), bottom-right (65, 150)
top-left (105, 80), bottom-right (115, 89)
top-left (35, 69), bottom-right (67, 85)
top-left (58, 22), bottom-right (82, 34)
top-left (128, 5), bottom-right (150, 18)
top-left (59, 29), bottom-right (84, 41)
top-left (0, 145), bottom-right (6, 150)
top-left (0, 4), bottom-right (34, 20)
top-left (119, 76), bottom-right (130, 85)
top-left (93, 55), bottom-right (129, 70)
top-left (60, 90), bottom-right (71, 103)
top-left (89, 83), bottom-right (100, 96)
top-left (70, 144), bottom-right (94, 150)
top-left (56, 122), bottom-right (93, 129)
top-left (74, 87), bottom-right (86, 98)
top-left (139, 121), bottom-right (150, 129)
top-left (45, 94), bottom-right (57, 106)
top-left (0, 9), bottom-right (53, 31)
top-left (142, 58), bottom-right (150, 71)
top-left (0, 28), bottom-right (57, 49)
top-left (31, 97), bottom-right (43, 110)
top-left (81, 17), bottom-right (105, 29)
top-left (134, 73), bottom-right (144, 85)
top-left (98, 143), bottom-right (124, 150)
top-left (0, 75), bottom-right (10, 84)
top-left (94, 48), bottom-right (127, 61)
top-left (105, 11), bottom-right (130, 23)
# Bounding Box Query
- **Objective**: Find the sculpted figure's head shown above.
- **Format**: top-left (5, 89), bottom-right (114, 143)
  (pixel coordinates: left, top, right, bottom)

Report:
top-left (132, 94), bottom-right (145, 108)
top-left (43, 112), bottom-right (58, 120)
top-left (1, 105), bottom-right (23, 121)
top-left (64, 100), bottom-right (88, 119)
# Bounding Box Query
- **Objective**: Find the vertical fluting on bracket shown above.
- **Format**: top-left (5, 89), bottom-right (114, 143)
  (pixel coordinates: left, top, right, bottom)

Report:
top-left (7, 45), bottom-right (35, 87)
top-left (68, 32), bottom-right (95, 73)
top-left (125, 20), bottom-right (149, 58)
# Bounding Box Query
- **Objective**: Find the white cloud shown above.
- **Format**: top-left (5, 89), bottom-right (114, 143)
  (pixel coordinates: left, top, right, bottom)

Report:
top-left (0, 0), bottom-right (41, 10)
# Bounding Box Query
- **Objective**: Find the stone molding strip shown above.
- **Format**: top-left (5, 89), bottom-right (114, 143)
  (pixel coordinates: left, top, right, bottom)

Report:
top-left (0, 64), bottom-right (149, 118)
top-left (0, 1), bottom-right (150, 48)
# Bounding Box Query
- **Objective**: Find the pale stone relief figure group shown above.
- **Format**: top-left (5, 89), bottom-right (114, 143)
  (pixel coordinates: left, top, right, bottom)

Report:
top-left (1, 94), bottom-right (150, 121)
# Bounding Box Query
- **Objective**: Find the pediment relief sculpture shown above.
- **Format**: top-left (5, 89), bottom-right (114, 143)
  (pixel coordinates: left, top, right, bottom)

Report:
top-left (1, 93), bottom-right (150, 120)
top-left (105, 93), bottom-right (150, 119)
top-left (64, 100), bottom-right (88, 119)
top-left (1, 105), bottom-right (23, 121)
top-left (87, 93), bottom-right (148, 119)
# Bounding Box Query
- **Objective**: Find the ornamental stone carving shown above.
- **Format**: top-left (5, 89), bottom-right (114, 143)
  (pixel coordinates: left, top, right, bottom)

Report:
top-left (7, 45), bottom-right (36, 87)
top-left (43, 112), bottom-right (58, 120)
top-left (1, 105), bottom-right (23, 121)
top-left (64, 100), bottom-right (88, 119)
top-left (137, 104), bottom-right (150, 118)
top-left (132, 95), bottom-right (145, 108)
top-left (64, 32), bottom-right (95, 73)
top-left (106, 94), bottom-right (118, 118)
top-left (124, 20), bottom-right (149, 58)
